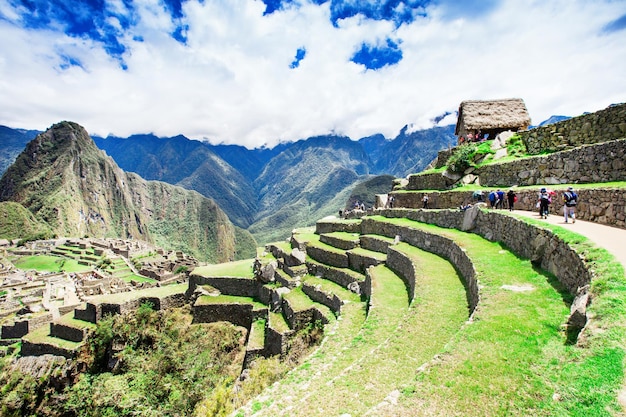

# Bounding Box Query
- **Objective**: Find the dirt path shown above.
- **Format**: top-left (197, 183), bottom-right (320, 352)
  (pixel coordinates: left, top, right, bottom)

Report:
top-left (513, 209), bottom-right (626, 268)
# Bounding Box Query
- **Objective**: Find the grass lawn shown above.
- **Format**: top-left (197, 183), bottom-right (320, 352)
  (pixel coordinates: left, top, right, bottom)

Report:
top-left (14, 255), bottom-right (92, 273)
top-left (193, 259), bottom-right (254, 278)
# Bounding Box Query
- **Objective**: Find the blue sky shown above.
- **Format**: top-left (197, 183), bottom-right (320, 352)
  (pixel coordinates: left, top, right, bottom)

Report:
top-left (0, 0), bottom-right (625, 148)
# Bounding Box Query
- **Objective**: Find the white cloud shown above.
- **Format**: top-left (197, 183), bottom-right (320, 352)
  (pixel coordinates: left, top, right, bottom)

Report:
top-left (0, 0), bottom-right (625, 148)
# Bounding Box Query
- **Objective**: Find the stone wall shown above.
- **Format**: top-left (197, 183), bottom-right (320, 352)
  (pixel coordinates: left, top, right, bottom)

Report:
top-left (391, 186), bottom-right (626, 230)
top-left (386, 247), bottom-right (417, 304)
top-left (521, 103), bottom-right (626, 154)
top-left (20, 340), bottom-right (76, 359)
top-left (405, 139), bottom-right (626, 191)
top-left (302, 282), bottom-right (343, 314)
top-left (377, 207), bottom-right (591, 296)
top-left (306, 245), bottom-right (349, 269)
top-left (477, 139), bottom-right (626, 187)
top-left (306, 261), bottom-right (367, 295)
top-left (191, 275), bottom-right (259, 298)
top-left (50, 322), bottom-right (87, 343)
top-left (315, 219), bottom-right (362, 234)
top-left (192, 302), bottom-right (256, 328)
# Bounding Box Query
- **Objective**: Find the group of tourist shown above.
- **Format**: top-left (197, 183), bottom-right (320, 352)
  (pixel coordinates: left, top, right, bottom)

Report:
top-left (483, 189), bottom-right (518, 211)
top-left (537, 186), bottom-right (578, 222)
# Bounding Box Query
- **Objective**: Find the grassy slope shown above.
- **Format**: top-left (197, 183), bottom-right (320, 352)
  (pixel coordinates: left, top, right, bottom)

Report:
top-left (368, 217), bottom-right (626, 417)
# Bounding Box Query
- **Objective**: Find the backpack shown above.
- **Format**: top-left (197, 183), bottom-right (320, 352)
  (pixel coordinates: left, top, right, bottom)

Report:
top-left (564, 192), bottom-right (577, 206)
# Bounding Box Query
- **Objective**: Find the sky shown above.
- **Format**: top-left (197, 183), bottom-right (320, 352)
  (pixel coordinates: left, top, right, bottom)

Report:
top-left (0, 0), bottom-right (625, 148)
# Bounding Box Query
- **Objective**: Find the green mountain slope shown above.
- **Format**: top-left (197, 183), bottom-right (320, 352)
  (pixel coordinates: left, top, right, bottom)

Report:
top-left (249, 136), bottom-right (370, 242)
top-left (0, 121), bottom-right (255, 262)
top-left (0, 201), bottom-right (53, 241)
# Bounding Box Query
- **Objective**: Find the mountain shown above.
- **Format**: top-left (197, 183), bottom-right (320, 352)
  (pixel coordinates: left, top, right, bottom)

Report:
top-left (0, 125), bottom-right (39, 175)
top-left (370, 125), bottom-right (457, 176)
top-left (0, 201), bottom-right (53, 241)
top-left (248, 135), bottom-right (370, 242)
top-left (94, 134), bottom-right (257, 228)
top-left (537, 115), bottom-right (571, 127)
top-left (210, 142), bottom-right (289, 183)
top-left (344, 174), bottom-right (396, 210)
top-left (0, 122), bottom-right (256, 262)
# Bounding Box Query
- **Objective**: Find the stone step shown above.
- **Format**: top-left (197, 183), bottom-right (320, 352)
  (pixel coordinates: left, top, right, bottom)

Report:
top-left (346, 247), bottom-right (387, 273)
top-left (305, 240), bottom-right (349, 269)
top-left (301, 275), bottom-right (361, 315)
top-left (315, 218), bottom-right (362, 235)
top-left (319, 231), bottom-right (361, 250)
top-left (281, 287), bottom-right (334, 331)
top-left (306, 259), bottom-right (366, 295)
top-left (49, 312), bottom-right (96, 343)
top-left (359, 234), bottom-right (395, 253)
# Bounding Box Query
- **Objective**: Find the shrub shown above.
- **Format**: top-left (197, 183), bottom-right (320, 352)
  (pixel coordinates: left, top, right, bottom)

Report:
top-left (446, 143), bottom-right (477, 174)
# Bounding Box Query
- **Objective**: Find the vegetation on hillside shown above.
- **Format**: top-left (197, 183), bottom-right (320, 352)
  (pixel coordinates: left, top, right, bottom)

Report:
top-left (0, 201), bottom-right (53, 241)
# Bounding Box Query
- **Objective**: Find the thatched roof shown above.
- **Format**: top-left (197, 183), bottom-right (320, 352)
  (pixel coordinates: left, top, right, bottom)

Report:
top-left (455, 98), bottom-right (531, 136)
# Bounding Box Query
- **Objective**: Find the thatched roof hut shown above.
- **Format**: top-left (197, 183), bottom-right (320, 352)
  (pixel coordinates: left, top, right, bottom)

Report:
top-left (455, 98), bottom-right (531, 140)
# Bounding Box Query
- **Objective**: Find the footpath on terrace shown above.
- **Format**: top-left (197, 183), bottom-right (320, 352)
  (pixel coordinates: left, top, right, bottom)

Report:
top-left (514, 209), bottom-right (626, 268)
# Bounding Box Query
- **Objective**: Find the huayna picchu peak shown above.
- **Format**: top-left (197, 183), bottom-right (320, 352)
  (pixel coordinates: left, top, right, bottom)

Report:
top-left (0, 121), bottom-right (256, 263)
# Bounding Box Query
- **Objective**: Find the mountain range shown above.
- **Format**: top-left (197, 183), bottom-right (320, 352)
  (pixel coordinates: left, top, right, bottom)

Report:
top-left (0, 121), bottom-right (458, 249)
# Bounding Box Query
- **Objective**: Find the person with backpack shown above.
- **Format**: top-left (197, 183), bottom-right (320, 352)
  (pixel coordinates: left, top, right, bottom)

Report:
top-left (539, 188), bottom-right (551, 219)
top-left (563, 186), bottom-right (578, 223)
top-left (507, 189), bottom-right (517, 211)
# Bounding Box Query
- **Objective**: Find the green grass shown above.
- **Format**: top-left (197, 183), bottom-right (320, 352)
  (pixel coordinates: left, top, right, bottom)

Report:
top-left (22, 324), bottom-right (83, 351)
top-left (268, 311), bottom-right (291, 333)
top-left (248, 319), bottom-right (266, 350)
top-left (363, 215), bottom-right (626, 416)
top-left (192, 259), bottom-right (254, 278)
top-left (195, 294), bottom-right (266, 310)
top-left (13, 255), bottom-right (92, 273)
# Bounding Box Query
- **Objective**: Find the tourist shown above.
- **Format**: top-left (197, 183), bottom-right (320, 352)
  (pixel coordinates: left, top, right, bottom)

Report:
top-left (422, 194), bottom-right (429, 209)
top-left (488, 191), bottom-right (497, 208)
top-left (563, 186), bottom-right (578, 223)
top-left (496, 189), bottom-right (505, 209)
top-left (472, 190), bottom-right (484, 202)
top-left (539, 188), bottom-right (551, 219)
top-left (507, 189), bottom-right (517, 211)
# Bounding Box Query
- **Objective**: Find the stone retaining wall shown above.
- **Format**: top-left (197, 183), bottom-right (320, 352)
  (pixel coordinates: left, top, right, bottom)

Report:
top-left (320, 234), bottom-right (359, 250)
top-left (192, 302), bottom-right (256, 328)
top-left (191, 276), bottom-right (259, 298)
top-left (521, 103), bottom-right (626, 154)
top-left (315, 219), bottom-right (362, 234)
top-left (386, 247), bottom-right (417, 303)
top-left (477, 139), bottom-right (626, 187)
top-left (50, 322), bottom-right (86, 343)
top-left (347, 250), bottom-right (384, 273)
top-left (359, 235), bottom-right (392, 253)
top-left (306, 261), bottom-right (366, 295)
top-left (378, 207), bottom-right (591, 296)
top-left (302, 282), bottom-right (343, 314)
top-left (306, 245), bottom-right (350, 269)
top-left (20, 340), bottom-right (76, 359)
top-left (406, 139), bottom-right (626, 191)
top-left (391, 187), bottom-right (626, 230)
